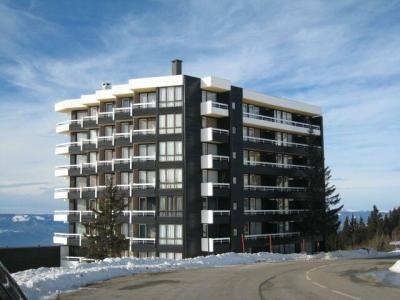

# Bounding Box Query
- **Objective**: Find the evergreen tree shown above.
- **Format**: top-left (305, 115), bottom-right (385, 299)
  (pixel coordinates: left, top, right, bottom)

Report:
top-left (301, 129), bottom-right (343, 251)
top-left (85, 183), bottom-right (128, 259)
top-left (367, 205), bottom-right (383, 239)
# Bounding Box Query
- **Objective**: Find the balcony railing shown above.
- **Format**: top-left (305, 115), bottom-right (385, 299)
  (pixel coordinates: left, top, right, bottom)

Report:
top-left (244, 209), bottom-right (308, 215)
top-left (127, 237), bottom-right (156, 245)
top-left (243, 160), bottom-right (310, 170)
top-left (54, 210), bottom-right (94, 222)
top-left (243, 136), bottom-right (311, 149)
top-left (244, 232), bottom-right (300, 240)
top-left (201, 237), bottom-right (230, 252)
top-left (243, 112), bottom-right (320, 131)
top-left (53, 233), bottom-right (82, 246)
top-left (201, 210), bottom-right (230, 224)
top-left (244, 185), bottom-right (306, 192)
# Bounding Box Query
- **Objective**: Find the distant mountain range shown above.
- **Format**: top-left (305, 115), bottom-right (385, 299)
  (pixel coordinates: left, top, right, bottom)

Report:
top-left (0, 211), bottom-right (379, 247)
top-left (0, 214), bottom-right (67, 247)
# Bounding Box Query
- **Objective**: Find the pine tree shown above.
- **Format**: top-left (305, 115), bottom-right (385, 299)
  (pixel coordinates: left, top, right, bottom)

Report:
top-left (85, 183), bottom-right (128, 259)
top-left (301, 129), bottom-right (343, 251)
top-left (367, 205), bottom-right (383, 240)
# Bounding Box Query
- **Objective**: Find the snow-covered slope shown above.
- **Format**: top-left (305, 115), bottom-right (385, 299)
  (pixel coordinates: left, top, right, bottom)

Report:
top-left (12, 249), bottom-right (400, 300)
top-left (389, 260), bottom-right (400, 274)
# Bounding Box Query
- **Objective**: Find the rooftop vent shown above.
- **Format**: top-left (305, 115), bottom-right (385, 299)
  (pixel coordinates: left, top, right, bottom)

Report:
top-left (102, 82), bottom-right (112, 90)
top-left (171, 59), bottom-right (182, 75)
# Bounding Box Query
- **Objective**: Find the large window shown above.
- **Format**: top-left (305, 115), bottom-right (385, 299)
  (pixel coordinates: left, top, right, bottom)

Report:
top-left (138, 144), bottom-right (156, 157)
top-left (243, 150), bottom-right (260, 164)
top-left (121, 146), bottom-right (133, 159)
top-left (201, 91), bottom-right (217, 102)
top-left (243, 126), bottom-right (260, 138)
top-left (159, 168), bottom-right (182, 189)
top-left (159, 114), bottom-right (182, 134)
top-left (139, 92), bottom-right (156, 107)
top-left (159, 224), bottom-right (182, 245)
top-left (159, 86), bottom-right (183, 107)
top-left (159, 141), bottom-right (182, 161)
top-left (159, 196), bottom-right (183, 217)
top-left (159, 252), bottom-right (182, 260)
top-left (121, 172), bottom-right (133, 185)
top-left (139, 170), bottom-right (156, 184)
top-left (243, 103), bottom-right (260, 115)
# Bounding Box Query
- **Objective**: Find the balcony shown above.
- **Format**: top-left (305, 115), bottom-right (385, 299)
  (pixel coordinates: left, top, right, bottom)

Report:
top-left (243, 160), bottom-right (309, 177)
top-left (243, 112), bottom-right (321, 135)
top-left (201, 155), bottom-right (229, 170)
top-left (201, 101), bottom-right (229, 118)
top-left (201, 127), bottom-right (229, 143)
top-left (243, 136), bottom-right (316, 156)
top-left (55, 139), bottom-right (97, 155)
top-left (243, 185), bottom-right (307, 198)
top-left (201, 237), bottom-right (230, 253)
top-left (55, 116), bottom-right (97, 134)
top-left (53, 233), bottom-right (82, 246)
top-left (54, 210), bottom-right (94, 223)
top-left (201, 210), bottom-right (230, 224)
top-left (120, 210), bottom-right (156, 224)
top-left (201, 182), bottom-right (230, 197)
top-left (244, 209), bottom-right (308, 222)
top-left (127, 237), bottom-right (156, 252)
top-left (55, 163), bottom-right (97, 177)
top-left (244, 232), bottom-right (301, 247)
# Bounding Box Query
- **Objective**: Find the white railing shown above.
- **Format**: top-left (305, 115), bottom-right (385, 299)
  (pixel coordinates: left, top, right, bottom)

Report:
top-left (213, 237), bottom-right (231, 244)
top-left (97, 135), bottom-right (114, 146)
top-left (210, 101), bottom-right (228, 109)
top-left (127, 237), bottom-right (156, 245)
top-left (54, 233), bottom-right (82, 246)
top-left (244, 160), bottom-right (310, 170)
top-left (243, 136), bottom-right (311, 148)
top-left (211, 155), bottom-right (230, 161)
top-left (212, 183), bottom-right (230, 189)
top-left (244, 185), bottom-right (306, 192)
top-left (244, 232), bottom-right (300, 240)
top-left (132, 102), bottom-right (156, 109)
top-left (132, 128), bottom-right (156, 135)
top-left (122, 210), bottom-right (156, 223)
top-left (211, 128), bottom-right (229, 135)
top-left (64, 256), bottom-right (96, 263)
top-left (243, 112), bottom-right (320, 131)
top-left (244, 209), bottom-right (308, 215)
top-left (54, 210), bottom-right (94, 222)
top-left (54, 186), bottom-right (106, 198)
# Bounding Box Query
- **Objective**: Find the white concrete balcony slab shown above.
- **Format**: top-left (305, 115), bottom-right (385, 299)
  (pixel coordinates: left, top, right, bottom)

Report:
top-left (53, 233), bottom-right (82, 246)
top-left (201, 155), bottom-right (229, 169)
top-left (201, 210), bottom-right (230, 224)
top-left (243, 112), bottom-right (321, 135)
top-left (54, 210), bottom-right (94, 222)
top-left (201, 237), bottom-right (230, 253)
top-left (201, 101), bottom-right (229, 117)
top-left (201, 182), bottom-right (230, 197)
top-left (200, 127), bottom-right (229, 143)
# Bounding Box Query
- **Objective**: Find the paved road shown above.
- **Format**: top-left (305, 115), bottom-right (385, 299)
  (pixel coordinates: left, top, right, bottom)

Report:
top-left (61, 258), bottom-right (400, 300)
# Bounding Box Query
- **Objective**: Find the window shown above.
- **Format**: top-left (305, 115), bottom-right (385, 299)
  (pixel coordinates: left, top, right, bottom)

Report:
top-left (104, 126), bottom-right (114, 136)
top-left (244, 174), bottom-right (261, 186)
top-left (104, 150), bottom-right (115, 161)
top-left (202, 143), bottom-right (218, 155)
top-left (89, 129), bottom-right (97, 140)
top-left (159, 86), bottom-right (182, 107)
top-left (89, 107), bottom-right (98, 116)
top-left (275, 110), bottom-right (292, 122)
top-left (139, 197), bottom-right (156, 210)
top-left (244, 198), bottom-right (262, 210)
top-left (276, 132), bottom-right (293, 146)
top-left (76, 132), bottom-right (87, 142)
top-left (159, 196), bottom-right (183, 217)
top-left (159, 224), bottom-right (182, 245)
top-left (159, 114), bottom-right (182, 134)
top-left (121, 98), bottom-right (132, 108)
top-left (89, 175), bottom-right (97, 187)
top-left (104, 173), bottom-right (115, 185)
top-left (120, 122), bottom-right (132, 133)
top-left (75, 154), bottom-right (87, 164)
top-left (121, 147), bottom-right (133, 159)
top-left (121, 172), bottom-right (133, 185)
top-left (159, 168), bottom-right (182, 189)
top-left (159, 141), bottom-right (182, 161)
top-left (138, 144), bottom-right (156, 157)
top-left (201, 91), bottom-right (217, 102)
top-left (243, 103), bottom-right (260, 115)
top-left (243, 150), bottom-right (260, 164)
top-left (139, 92), bottom-right (156, 107)
top-left (76, 177), bottom-right (87, 188)
top-left (138, 118), bottom-right (156, 130)
top-left (89, 152), bottom-right (97, 163)
top-left (139, 170), bottom-right (156, 184)
top-left (76, 110), bottom-right (87, 119)
top-left (243, 127), bottom-right (260, 138)
top-left (105, 102), bottom-right (114, 113)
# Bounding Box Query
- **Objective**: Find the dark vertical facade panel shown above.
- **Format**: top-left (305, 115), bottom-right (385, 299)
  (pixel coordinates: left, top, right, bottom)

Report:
top-left (229, 86), bottom-right (244, 252)
top-left (183, 76), bottom-right (202, 258)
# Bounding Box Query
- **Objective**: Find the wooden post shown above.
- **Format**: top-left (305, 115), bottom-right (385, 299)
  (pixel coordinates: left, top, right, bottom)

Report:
top-left (269, 235), bottom-right (273, 253)
top-left (241, 234), bottom-right (245, 253)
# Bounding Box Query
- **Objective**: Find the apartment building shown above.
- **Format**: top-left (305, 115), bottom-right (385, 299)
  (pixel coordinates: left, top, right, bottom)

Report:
top-left (53, 60), bottom-right (324, 259)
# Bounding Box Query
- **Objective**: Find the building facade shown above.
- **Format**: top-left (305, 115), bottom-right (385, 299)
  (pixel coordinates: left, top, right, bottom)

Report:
top-left (53, 60), bottom-right (324, 259)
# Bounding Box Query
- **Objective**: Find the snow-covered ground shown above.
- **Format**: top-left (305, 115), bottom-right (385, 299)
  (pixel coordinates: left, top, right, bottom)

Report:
top-left (389, 259), bottom-right (400, 273)
top-left (11, 249), bottom-right (400, 300)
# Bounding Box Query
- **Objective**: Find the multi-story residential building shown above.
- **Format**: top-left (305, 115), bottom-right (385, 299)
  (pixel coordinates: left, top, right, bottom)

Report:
top-left (53, 60), bottom-right (323, 259)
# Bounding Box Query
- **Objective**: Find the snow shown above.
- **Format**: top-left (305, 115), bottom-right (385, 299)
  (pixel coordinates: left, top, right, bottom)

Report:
top-left (34, 216), bottom-right (45, 221)
top-left (12, 215), bottom-right (30, 222)
top-left (389, 260), bottom-right (400, 274)
top-left (11, 249), bottom-right (400, 300)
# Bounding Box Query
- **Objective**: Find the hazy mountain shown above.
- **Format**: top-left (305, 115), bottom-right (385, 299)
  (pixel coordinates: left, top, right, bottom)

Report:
top-left (0, 214), bottom-right (67, 247)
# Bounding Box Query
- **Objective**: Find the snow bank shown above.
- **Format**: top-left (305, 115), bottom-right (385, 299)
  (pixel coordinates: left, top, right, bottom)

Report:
top-left (389, 260), bottom-right (400, 274)
top-left (12, 215), bottom-right (30, 222)
top-left (11, 249), bottom-right (399, 300)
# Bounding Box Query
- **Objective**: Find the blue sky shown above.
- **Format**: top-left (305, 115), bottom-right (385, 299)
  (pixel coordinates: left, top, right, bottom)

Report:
top-left (0, 0), bottom-right (399, 213)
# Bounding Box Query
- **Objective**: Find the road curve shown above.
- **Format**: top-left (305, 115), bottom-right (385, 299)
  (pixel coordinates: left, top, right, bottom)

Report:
top-left (60, 258), bottom-right (400, 300)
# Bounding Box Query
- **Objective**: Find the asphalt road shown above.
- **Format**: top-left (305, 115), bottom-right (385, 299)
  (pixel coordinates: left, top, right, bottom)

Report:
top-left (60, 258), bottom-right (400, 300)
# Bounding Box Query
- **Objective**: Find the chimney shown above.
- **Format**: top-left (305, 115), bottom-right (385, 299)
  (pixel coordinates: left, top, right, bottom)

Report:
top-left (102, 82), bottom-right (112, 90)
top-left (171, 59), bottom-right (182, 75)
